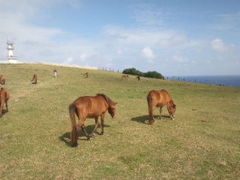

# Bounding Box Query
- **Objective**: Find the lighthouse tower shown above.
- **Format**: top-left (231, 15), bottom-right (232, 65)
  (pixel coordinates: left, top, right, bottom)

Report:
top-left (7, 41), bottom-right (15, 60)
top-left (7, 41), bottom-right (20, 63)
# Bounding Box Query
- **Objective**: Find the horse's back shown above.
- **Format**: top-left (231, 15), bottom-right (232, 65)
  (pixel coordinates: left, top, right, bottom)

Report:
top-left (147, 89), bottom-right (172, 105)
top-left (73, 95), bottom-right (107, 118)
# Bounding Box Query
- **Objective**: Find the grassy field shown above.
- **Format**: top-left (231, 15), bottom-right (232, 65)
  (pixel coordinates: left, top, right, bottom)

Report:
top-left (0, 63), bottom-right (240, 179)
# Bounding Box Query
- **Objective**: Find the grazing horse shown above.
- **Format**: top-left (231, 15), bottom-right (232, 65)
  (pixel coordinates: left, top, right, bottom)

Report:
top-left (136, 75), bottom-right (141, 81)
top-left (0, 75), bottom-right (6, 85)
top-left (147, 89), bottom-right (176, 124)
top-left (83, 72), bottom-right (89, 78)
top-left (121, 74), bottom-right (129, 79)
top-left (69, 94), bottom-right (117, 147)
top-left (0, 88), bottom-right (9, 117)
top-left (31, 74), bottom-right (37, 84)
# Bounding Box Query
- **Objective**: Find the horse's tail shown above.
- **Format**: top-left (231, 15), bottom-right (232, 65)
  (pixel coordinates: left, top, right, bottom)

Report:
top-left (69, 103), bottom-right (78, 147)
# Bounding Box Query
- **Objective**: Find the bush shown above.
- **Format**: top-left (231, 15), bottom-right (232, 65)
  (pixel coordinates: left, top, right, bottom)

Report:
top-left (122, 68), bottom-right (164, 79)
top-left (143, 71), bottom-right (165, 79)
top-left (122, 68), bottom-right (144, 76)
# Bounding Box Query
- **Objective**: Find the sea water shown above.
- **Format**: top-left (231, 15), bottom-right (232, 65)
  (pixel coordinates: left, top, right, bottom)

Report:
top-left (168, 75), bottom-right (240, 87)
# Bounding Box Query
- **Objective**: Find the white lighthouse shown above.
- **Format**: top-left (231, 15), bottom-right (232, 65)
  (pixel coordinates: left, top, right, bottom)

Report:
top-left (0, 41), bottom-right (22, 64)
top-left (7, 41), bottom-right (16, 60)
top-left (6, 41), bottom-right (21, 63)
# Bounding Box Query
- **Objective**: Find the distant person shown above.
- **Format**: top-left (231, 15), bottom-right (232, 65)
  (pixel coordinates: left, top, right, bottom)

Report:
top-left (53, 69), bottom-right (58, 78)
top-left (31, 74), bottom-right (37, 84)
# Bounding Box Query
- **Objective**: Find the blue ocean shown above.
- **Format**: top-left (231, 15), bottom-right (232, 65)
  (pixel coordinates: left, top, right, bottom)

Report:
top-left (168, 75), bottom-right (240, 87)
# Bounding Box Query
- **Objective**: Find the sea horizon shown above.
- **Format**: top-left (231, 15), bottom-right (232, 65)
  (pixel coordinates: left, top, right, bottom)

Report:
top-left (167, 75), bottom-right (240, 87)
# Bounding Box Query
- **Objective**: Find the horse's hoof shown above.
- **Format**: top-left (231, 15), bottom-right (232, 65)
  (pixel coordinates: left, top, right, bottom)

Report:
top-left (90, 133), bottom-right (95, 137)
top-left (99, 132), bottom-right (104, 135)
top-left (149, 120), bottom-right (154, 125)
top-left (71, 142), bottom-right (78, 147)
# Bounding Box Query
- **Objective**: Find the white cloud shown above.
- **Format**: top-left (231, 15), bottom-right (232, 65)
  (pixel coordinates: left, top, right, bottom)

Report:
top-left (79, 53), bottom-right (89, 61)
top-left (141, 47), bottom-right (155, 61)
top-left (132, 3), bottom-right (165, 26)
top-left (0, 0), bottom-right (239, 75)
top-left (117, 49), bottom-right (123, 55)
top-left (64, 57), bottom-right (73, 64)
top-left (211, 38), bottom-right (233, 52)
top-left (104, 26), bottom-right (187, 48)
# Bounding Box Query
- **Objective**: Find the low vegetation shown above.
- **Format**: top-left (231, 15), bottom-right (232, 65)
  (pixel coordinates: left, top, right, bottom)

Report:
top-left (122, 67), bottom-right (165, 79)
top-left (0, 63), bottom-right (239, 179)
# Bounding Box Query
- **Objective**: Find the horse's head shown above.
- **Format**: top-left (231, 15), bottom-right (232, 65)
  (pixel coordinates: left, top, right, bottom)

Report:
top-left (97, 94), bottom-right (118, 118)
top-left (167, 100), bottom-right (176, 119)
top-left (108, 101), bottom-right (117, 118)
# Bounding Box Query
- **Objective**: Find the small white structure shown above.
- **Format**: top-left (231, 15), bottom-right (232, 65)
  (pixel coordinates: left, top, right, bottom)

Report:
top-left (0, 41), bottom-right (22, 64)
top-left (7, 42), bottom-right (15, 58)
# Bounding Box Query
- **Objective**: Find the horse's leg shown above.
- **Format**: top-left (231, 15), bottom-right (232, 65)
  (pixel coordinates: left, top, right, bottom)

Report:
top-left (148, 103), bottom-right (155, 124)
top-left (77, 113), bottom-right (90, 140)
top-left (5, 100), bottom-right (8, 112)
top-left (100, 114), bottom-right (105, 135)
top-left (159, 107), bottom-right (162, 119)
top-left (79, 118), bottom-right (90, 140)
top-left (81, 124), bottom-right (90, 140)
top-left (0, 100), bottom-right (3, 117)
top-left (91, 117), bottom-right (100, 136)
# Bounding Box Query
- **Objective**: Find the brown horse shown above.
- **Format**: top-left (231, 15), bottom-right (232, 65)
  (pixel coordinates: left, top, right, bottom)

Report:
top-left (147, 89), bottom-right (176, 124)
top-left (31, 74), bottom-right (37, 84)
top-left (0, 75), bottom-right (6, 85)
top-left (121, 74), bottom-right (129, 79)
top-left (83, 72), bottom-right (89, 78)
top-left (0, 88), bottom-right (9, 117)
top-left (136, 75), bottom-right (141, 81)
top-left (69, 94), bottom-right (117, 147)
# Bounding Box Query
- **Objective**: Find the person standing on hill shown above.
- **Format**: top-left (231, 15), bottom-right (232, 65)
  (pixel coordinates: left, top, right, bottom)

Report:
top-left (53, 69), bottom-right (58, 78)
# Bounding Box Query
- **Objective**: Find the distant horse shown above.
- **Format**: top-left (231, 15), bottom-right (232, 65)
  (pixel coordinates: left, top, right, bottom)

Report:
top-left (136, 76), bottom-right (141, 81)
top-left (53, 69), bottom-right (58, 78)
top-left (31, 74), bottom-right (37, 84)
top-left (0, 75), bottom-right (6, 85)
top-left (147, 89), bottom-right (176, 124)
top-left (69, 94), bottom-right (117, 147)
top-left (121, 74), bottom-right (129, 79)
top-left (82, 72), bottom-right (89, 78)
top-left (0, 88), bottom-right (9, 117)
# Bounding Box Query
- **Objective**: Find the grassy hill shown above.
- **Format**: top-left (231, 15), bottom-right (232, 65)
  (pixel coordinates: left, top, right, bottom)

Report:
top-left (0, 63), bottom-right (240, 179)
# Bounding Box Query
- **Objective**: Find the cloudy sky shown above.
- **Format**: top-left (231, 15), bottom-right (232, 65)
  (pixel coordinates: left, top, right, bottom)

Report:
top-left (0, 0), bottom-right (240, 76)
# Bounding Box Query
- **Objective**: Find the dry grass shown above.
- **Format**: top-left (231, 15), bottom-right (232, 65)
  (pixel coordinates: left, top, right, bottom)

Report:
top-left (0, 63), bottom-right (240, 179)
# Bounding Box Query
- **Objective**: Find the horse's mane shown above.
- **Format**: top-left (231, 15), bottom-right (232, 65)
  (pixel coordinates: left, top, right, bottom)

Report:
top-left (96, 94), bottom-right (115, 106)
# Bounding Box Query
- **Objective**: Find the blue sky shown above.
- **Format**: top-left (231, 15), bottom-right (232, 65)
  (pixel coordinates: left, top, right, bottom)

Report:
top-left (0, 0), bottom-right (240, 75)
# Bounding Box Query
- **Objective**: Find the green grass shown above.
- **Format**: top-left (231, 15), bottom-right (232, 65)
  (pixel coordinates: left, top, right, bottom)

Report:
top-left (0, 63), bottom-right (240, 179)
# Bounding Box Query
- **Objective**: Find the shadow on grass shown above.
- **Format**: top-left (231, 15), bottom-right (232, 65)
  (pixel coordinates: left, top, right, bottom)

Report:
top-left (59, 124), bottom-right (110, 147)
top-left (0, 109), bottom-right (8, 118)
top-left (131, 115), bottom-right (171, 124)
